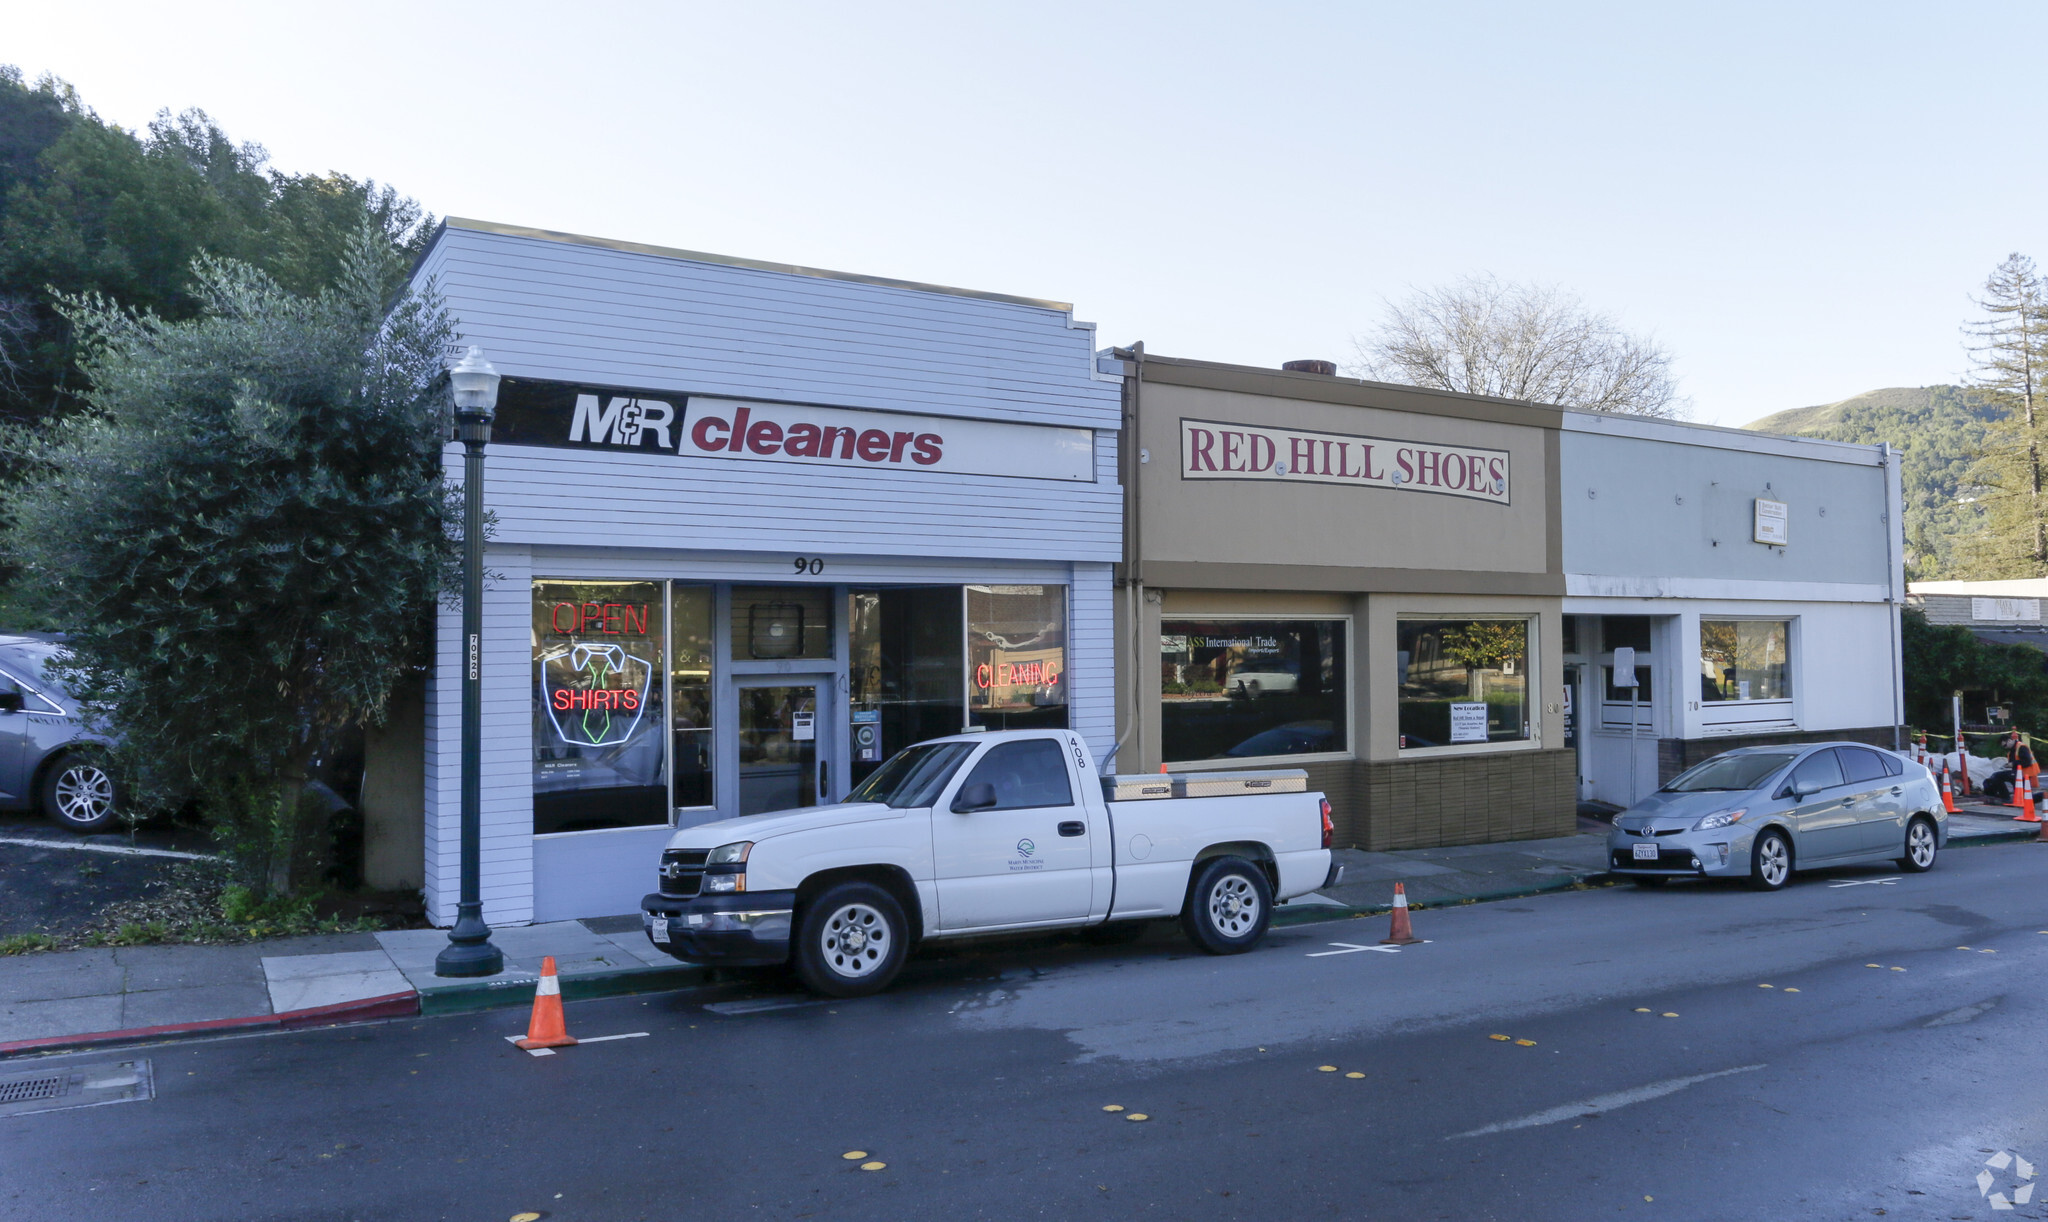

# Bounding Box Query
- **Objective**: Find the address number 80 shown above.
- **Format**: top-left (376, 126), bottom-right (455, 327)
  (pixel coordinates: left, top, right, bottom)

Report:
top-left (792, 557), bottom-right (825, 575)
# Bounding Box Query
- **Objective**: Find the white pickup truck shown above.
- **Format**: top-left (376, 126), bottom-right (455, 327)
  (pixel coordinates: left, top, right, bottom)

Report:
top-left (641, 728), bottom-right (1340, 996)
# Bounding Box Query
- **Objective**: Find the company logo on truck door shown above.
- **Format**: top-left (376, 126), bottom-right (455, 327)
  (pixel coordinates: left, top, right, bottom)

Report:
top-left (1178, 417), bottom-right (1511, 504)
top-left (486, 378), bottom-right (1096, 482)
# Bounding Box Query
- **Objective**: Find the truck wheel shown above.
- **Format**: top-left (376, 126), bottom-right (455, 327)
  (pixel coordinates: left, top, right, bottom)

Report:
top-left (792, 881), bottom-right (908, 998)
top-left (1181, 856), bottom-right (1272, 954)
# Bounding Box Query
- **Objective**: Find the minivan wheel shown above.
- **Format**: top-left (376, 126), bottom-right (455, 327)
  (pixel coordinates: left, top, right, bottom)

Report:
top-left (1897, 817), bottom-right (1938, 873)
top-left (1748, 829), bottom-right (1792, 891)
top-left (792, 881), bottom-right (908, 998)
top-left (42, 754), bottom-right (118, 833)
top-left (1182, 856), bottom-right (1273, 954)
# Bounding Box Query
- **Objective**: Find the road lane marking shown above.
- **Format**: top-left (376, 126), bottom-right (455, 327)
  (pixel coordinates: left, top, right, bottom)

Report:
top-left (1307, 941), bottom-right (1429, 956)
top-left (1447, 1064), bottom-right (1766, 1139)
top-left (0, 836), bottom-right (216, 861)
top-left (1926, 999), bottom-right (2000, 1027)
top-left (502, 1032), bottom-right (647, 1057)
top-left (1828, 878), bottom-right (1900, 888)
top-left (704, 997), bottom-right (833, 1015)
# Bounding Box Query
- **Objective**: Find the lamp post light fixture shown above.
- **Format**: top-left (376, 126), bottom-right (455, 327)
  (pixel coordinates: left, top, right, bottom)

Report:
top-left (435, 345), bottom-right (506, 978)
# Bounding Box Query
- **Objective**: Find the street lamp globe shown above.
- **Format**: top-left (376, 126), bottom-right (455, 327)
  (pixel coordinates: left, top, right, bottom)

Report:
top-left (448, 345), bottom-right (500, 418)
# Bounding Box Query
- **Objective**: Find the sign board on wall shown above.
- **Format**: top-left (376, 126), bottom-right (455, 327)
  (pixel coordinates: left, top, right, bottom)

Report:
top-left (492, 378), bottom-right (1095, 483)
top-left (1177, 418), bottom-right (1510, 504)
top-left (1972, 597), bottom-right (2041, 622)
top-left (1753, 498), bottom-right (1789, 545)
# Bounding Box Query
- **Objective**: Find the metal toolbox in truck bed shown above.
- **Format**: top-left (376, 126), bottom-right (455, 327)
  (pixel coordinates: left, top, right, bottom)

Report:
top-left (1102, 770), bottom-right (1309, 801)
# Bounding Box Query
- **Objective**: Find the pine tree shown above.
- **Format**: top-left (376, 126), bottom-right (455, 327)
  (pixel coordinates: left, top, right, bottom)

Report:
top-left (1961, 254), bottom-right (2048, 575)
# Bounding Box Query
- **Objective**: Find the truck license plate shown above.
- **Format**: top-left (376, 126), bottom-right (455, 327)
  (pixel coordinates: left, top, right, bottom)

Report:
top-left (650, 915), bottom-right (670, 943)
top-left (1632, 843), bottom-right (1658, 861)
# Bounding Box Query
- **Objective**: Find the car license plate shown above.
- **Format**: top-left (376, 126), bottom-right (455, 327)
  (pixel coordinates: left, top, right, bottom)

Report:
top-left (1632, 842), bottom-right (1659, 861)
top-left (650, 915), bottom-right (670, 943)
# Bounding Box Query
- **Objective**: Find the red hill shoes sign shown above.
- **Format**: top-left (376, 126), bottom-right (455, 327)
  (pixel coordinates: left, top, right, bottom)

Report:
top-left (1179, 418), bottom-right (1511, 504)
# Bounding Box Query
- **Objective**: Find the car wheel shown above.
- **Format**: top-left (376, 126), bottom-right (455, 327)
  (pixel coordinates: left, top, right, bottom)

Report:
top-left (1748, 828), bottom-right (1792, 891)
top-left (1182, 856), bottom-right (1273, 954)
top-left (1897, 816), bottom-right (1938, 873)
top-left (1632, 875), bottom-right (1669, 888)
top-left (792, 881), bottom-right (908, 998)
top-left (42, 754), bottom-right (119, 833)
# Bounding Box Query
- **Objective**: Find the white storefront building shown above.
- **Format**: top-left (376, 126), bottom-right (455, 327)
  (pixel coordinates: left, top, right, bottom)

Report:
top-left (403, 220), bottom-right (1121, 925)
top-left (1560, 412), bottom-right (1904, 807)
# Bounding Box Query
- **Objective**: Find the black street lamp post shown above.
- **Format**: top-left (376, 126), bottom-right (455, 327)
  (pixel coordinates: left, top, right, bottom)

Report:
top-left (435, 346), bottom-right (506, 978)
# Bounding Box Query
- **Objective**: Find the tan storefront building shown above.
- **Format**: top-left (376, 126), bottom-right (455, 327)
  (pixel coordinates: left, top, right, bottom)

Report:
top-left (1104, 351), bottom-right (1575, 849)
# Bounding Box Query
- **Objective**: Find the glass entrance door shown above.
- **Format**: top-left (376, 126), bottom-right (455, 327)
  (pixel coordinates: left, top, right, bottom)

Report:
top-left (737, 681), bottom-right (829, 816)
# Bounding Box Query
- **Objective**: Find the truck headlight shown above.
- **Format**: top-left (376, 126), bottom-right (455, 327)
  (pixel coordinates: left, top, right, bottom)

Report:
top-left (1693, 808), bottom-right (1747, 832)
top-left (703, 841), bottom-right (752, 893)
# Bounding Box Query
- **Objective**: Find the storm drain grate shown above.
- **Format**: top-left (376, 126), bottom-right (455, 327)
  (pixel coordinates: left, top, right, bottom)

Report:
top-left (0, 1074), bottom-right (67, 1103)
top-left (0, 1059), bottom-right (152, 1117)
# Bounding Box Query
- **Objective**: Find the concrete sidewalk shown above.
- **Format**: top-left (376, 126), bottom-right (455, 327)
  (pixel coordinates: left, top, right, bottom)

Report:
top-left (3, 813), bottom-right (2038, 1054)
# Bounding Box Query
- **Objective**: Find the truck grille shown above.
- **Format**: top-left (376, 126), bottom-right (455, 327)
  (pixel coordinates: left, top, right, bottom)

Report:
top-left (658, 849), bottom-right (709, 898)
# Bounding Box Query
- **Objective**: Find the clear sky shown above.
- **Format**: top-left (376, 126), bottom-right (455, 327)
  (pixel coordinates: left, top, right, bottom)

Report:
top-left (9, 2), bottom-right (2040, 425)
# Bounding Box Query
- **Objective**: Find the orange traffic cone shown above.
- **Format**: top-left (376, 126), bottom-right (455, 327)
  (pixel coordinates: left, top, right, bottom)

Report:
top-left (1939, 765), bottom-right (1959, 815)
top-left (515, 956), bottom-right (578, 1050)
top-left (2019, 782), bottom-right (2040, 823)
top-left (1380, 883), bottom-right (1422, 946)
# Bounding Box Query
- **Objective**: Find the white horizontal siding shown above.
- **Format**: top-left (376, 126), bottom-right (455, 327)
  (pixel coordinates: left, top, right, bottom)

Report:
top-left (1069, 562), bottom-right (1117, 756)
top-left (425, 544), bottom-right (537, 927)
top-left (423, 226), bottom-right (1120, 430)
top-left (464, 445), bottom-right (1121, 564)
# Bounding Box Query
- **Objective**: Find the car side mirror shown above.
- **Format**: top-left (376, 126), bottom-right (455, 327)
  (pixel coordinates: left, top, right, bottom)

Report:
top-left (0, 691), bottom-right (24, 713)
top-left (1784, 780), bottom-right (1811, 800)
top-left (953, 782), bottom-right (997, 813)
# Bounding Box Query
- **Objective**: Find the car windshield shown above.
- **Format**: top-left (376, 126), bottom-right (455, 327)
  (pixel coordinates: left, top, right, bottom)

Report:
top-left (846, 741), bottom-right (977, 809)
top-left (1662, 752), bottom-right (1798, 793)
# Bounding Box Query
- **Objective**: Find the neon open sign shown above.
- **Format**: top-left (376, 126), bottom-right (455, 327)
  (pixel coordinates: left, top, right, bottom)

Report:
top-left (546, 602), bottom-right (651, 635)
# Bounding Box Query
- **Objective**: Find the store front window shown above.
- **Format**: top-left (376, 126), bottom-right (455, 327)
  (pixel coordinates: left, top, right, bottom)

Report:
top-left (1160, 619), bottom-right (1348, 763)
top-left (1397, 618), bottom-right (1530, 748)
top-left (532, 580), bottom-right (668, 834)
top-left (850, 588), bottom-right (966, 786)
top-left (731, 585), bottom-right (833, 660)
top-left (968, 585), bottom-right (1068, 732)
top-left (1699, 619), bottom-right (1791, 702)
top-left (670, 586), bottom-right (714, 808)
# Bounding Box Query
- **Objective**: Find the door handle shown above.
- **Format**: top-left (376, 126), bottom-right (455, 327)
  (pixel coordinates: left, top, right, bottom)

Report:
top-left (1890, 787), bottom-right (1902, 795)
top-left (817, 757), bottom-right (828, 804)
top-left (1058, 821), bottom-right (1086, 837)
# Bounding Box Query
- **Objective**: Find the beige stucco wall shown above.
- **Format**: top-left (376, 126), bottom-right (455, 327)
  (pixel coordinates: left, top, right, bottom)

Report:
top-left (1132, 377), bottom-right (1557, 583)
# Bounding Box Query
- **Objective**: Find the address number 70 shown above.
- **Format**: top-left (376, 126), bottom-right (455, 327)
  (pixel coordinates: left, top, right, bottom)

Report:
top-left (793, 557), bottom-right (825, 575)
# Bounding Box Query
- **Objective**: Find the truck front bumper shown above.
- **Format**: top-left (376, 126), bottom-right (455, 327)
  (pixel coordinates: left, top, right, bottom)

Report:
top-left (640, 891), bottom-right (797, 966)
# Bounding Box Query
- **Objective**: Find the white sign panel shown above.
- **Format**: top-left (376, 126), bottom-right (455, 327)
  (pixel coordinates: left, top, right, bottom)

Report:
top-left (1179, 418), bottom-right (1510, 504)
top-left (1611, 647), bottom-right (1638, 688)
top-left (1972, 597), bottom-right (2041, 622)
top-left (1450, 702), bottom-right (1490, 743)
top-left (1753, 498), bottom-right (1789, 545)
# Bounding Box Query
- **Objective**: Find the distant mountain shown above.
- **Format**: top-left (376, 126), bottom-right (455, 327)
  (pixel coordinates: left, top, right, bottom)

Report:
top-left (1743, 386), bottom-right (2005, 579)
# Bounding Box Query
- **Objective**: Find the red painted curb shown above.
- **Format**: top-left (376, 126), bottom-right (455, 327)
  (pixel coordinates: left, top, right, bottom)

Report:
top-left (0, 989), bottom-right (420, 1058)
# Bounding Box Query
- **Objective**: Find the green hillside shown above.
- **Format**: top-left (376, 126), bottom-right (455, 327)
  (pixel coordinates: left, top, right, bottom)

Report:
top-left (1743, 386), bottom-right (2004, 579)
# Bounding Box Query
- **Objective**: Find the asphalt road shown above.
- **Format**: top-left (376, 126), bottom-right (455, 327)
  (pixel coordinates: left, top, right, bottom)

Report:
top-left (7, 843), bottom-right (2048, 1221)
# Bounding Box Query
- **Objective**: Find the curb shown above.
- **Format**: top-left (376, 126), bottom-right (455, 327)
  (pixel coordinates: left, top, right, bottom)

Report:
top-left (1274, 869), bottom-right (1617, 927)
top-left (0, 990), bottom-right (420, 1060)
top-left (415, 964), bottom-right (705, 1017)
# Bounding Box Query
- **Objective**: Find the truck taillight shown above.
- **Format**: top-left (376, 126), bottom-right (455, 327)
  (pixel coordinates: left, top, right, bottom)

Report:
top-left (1320, 798), bottom-right (1333, 849)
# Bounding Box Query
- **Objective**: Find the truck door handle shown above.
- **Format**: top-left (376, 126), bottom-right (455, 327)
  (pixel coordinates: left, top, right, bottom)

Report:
top-left (1890, 787), bottom-right (1902, 795)
top-left (1058, 821), bottom-right (1086, 837)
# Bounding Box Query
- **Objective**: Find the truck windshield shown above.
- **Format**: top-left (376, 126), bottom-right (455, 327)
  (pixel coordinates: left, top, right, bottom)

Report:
top-left (1662, 752), bottom-right (1798, 793)
top-left (847, 741), bottom-right (976, 809)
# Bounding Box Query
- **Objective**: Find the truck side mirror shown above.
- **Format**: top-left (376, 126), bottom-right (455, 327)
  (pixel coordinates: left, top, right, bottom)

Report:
top-left (953, 782), bottom-right (997, 813)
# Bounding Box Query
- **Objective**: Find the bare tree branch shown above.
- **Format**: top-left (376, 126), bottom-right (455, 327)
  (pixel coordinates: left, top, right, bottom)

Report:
top-left (1349, 274), bottom-right (1687, 418)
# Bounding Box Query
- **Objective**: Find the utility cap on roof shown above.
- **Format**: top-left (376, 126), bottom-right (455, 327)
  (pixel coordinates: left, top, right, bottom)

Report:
top-left (1282, 359), bottom-right (1337, 375)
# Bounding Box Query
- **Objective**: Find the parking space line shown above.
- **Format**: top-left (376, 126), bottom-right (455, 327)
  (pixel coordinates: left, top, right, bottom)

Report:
top-left (1307, 941), bottom-right (1430, 957)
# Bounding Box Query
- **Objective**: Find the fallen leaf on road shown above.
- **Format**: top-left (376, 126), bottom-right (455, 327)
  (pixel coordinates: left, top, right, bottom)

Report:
top-left (511, 1214), bottom-right (542, 1222)
top-left (1515, 1040), bottom-right (1537, 1047)
top-left (1102, 1105), bottom-right (1124, 1113)
top-left (1346, 1072), bottom-right (1365, 1079)
top-left (860, 1161), bottom-right (886, 1171)
top-left (1661, 1012), bottom-right (1679, 1018)
top-left (841, 1151), bottom-right (867, 1160)
top-left (1783, 988), bottom-right (1800, 993)
top-left (1125, 1113), bottom-right (1149, 1122)
top-left (1318, 1065), bottom-right (1338, 1072)
top-left (1489, 1034), bottom-right (1511, 1041)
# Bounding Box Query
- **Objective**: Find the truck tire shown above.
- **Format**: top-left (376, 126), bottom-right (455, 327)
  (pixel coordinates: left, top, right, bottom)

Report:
top-left (792, 881), bottom-right (909, 998)
top-left (1181, 856), bottom-right (1272, 954)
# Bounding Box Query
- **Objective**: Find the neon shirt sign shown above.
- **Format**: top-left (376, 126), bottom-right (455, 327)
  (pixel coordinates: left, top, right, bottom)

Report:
top-left (540, 642), bottom-right (654, 747)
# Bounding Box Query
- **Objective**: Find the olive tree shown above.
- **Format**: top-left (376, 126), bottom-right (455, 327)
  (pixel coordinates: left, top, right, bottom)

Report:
top-left (5, 228), bottom-right (453, 894)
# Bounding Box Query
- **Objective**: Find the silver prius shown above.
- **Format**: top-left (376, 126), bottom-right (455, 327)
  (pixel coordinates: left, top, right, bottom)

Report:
top-left (1607, 742), bottom-right (1946, 891)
